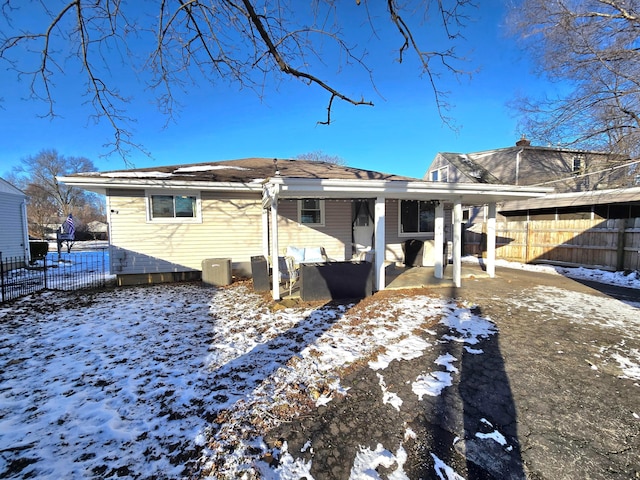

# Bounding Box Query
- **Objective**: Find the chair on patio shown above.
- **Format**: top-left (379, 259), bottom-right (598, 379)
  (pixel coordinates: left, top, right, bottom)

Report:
top-left (278, 255), bottom-right (299, 296)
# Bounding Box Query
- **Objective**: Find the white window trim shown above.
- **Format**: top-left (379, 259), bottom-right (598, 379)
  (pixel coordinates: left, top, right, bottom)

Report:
top-left (431, 165), bottom-right (449, 182)
top-left (297, 199), bottom-right (325, 227)
top-left (146, 189), bottom-right (202, 224)
top-left (397, 200), bottom-right (434, 238)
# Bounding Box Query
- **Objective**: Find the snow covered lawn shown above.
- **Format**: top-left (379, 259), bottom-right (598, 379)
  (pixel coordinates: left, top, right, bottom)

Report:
top-left (0, 262), bottom-right (638, 479)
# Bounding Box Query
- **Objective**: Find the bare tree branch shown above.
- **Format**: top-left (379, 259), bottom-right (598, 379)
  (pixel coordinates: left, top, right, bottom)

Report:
top-left (1, 0), bottom-right (473, 160)
top-left (508, 0), bottom-right (640, 156)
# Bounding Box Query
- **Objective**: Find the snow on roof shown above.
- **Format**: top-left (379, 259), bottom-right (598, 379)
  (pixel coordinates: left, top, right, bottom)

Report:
top-left (101, 171), bottom-right (175, 178)
top-left (173, 165), bottom-right (250, 173)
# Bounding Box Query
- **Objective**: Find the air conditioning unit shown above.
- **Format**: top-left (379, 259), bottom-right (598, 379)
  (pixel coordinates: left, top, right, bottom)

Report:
top-left (201, 258), bottom-right (232, 286)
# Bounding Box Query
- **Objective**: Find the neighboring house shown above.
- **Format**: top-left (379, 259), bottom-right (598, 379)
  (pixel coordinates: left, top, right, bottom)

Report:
top-left (426, 139), bottom-right (640, 270)
top-left (58, 158), bottom-right (548, 298)
top-left (0, 177), bottom-right (30, 261)
top-left (427, 136), bottom-right (640, 221)
top-left (86, 220), bottom-right (108, 240)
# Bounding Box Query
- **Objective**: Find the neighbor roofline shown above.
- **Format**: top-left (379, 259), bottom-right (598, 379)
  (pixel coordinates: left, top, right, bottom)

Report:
top-left (436, 145), bottom-right (625, 158)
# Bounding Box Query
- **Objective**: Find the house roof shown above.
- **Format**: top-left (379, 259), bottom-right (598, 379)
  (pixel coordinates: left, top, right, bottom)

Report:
top-left (435, 153), bottom-right (503, 184)
top-left (0, 177), bottom-right (27, 197)
top-left (67, 158), bottom-right (414, 183)
top-left (58, 157), bottom-right (551, 205)
top-left (433, 145), bottom-right (629, 187)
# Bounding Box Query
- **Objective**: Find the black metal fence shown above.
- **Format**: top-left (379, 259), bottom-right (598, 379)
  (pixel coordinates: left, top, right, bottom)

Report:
top-left (0, 250), bottom-right (110, 303)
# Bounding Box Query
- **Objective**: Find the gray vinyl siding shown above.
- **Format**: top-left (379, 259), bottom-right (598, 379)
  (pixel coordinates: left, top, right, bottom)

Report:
top-left (107, 189), bottom-right (263, 274)
top-left (426, 154), bottom-right (470, 183)
top-left (0, 191), bottom-right (28, 259)
top-left (277, 199), bottom-right (353, 260)
top-left (385, 199), bottom-right (453, 264)
top-left (277, 198), bottom-right (444, 264)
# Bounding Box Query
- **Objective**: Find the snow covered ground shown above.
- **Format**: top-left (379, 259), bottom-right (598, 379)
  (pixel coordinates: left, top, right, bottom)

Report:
top-left (466, 256), bottom-right (640, 291)
top-left (1, 247), bottom-right (113, 303)
top-left (0, 263), bottom-right (638, 479)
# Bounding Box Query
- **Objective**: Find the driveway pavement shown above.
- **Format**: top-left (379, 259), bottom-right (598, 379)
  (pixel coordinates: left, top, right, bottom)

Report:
top-left (265, 265), bottom-right (640, 479)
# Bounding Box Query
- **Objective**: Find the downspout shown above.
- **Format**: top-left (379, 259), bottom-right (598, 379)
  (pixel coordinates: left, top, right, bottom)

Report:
top-left (21, 198), bottom-right (30, 261)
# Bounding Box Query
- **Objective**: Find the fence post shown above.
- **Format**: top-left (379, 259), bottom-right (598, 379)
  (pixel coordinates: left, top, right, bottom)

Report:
top-left (616, 219), bottom-right (627, 271)
top-left (525, 222), bottom-right (532, 263)
top-left (43, 255), bottom-right (48, 290)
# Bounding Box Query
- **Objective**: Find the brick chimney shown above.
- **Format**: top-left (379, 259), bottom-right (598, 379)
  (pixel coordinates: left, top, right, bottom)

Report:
top-left (516, 134), bottom-right (531, 147)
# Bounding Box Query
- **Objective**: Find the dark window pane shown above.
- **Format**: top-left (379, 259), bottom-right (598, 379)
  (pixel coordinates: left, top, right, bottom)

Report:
top-left (151, 195), bottom-right (174, 218)
top-left (301, 211), bottom-right (321, 223)
top-left (401, 201), bottom-right (419, 233)
top-left (401, 200), bottom-right (435, 233)
top-left (300, 199), bottom-right (322, 224)
top-left (354, 201), bottom-right (370, 226)
top-left (175, 196), bottom-right (196, 217)
top-left (419, 202), bottom-right (435, 232)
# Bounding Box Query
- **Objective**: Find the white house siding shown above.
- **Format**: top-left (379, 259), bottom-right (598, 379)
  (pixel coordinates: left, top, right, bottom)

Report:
top-left (107, 189), bottom-right (263, 275)
top-left (0, 187), bottom-right (29, 260)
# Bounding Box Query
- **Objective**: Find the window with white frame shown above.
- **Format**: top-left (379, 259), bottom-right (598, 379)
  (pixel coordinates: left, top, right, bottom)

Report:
top-left (399, 200), bottom-right (435, 235)
top-left (147, 191), bottom-right (201, 222)
top-left (298, 199), bottom-right (324, 226)
top-left (430, 166), bottom-right (448, 182)
top-left (572, 155), bottom-right (584, 173)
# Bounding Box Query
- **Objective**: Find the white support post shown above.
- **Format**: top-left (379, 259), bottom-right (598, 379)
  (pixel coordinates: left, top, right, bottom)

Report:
top-left (486, 202), bottom-right (497, 278)
top-left (434, 201), bottom-right (444, 279)
top-left (374, 196), bottom-right (386, 291)
top-left (453, 201), bottom-right (462, 288)
top-left (262, 208), bottom-right (269, 259)
top-left (270, 195), bottom-right (280, 300)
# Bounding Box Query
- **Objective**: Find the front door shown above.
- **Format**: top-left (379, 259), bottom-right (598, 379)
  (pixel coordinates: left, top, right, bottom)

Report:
top-left (352, 200), bottom-right (374, 258)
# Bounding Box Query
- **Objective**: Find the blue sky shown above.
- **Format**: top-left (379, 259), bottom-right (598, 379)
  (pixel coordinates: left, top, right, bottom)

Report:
top-left (0, 1), bottom-right (548, 180)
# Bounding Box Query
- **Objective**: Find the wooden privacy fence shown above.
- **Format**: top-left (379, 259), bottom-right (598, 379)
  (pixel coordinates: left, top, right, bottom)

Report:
top-left (465, 218), bottom-right (640, 271)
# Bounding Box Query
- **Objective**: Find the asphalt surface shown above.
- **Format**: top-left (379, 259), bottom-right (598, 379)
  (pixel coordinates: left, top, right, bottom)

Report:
top-left (265, 266), bottom-right (640, 479)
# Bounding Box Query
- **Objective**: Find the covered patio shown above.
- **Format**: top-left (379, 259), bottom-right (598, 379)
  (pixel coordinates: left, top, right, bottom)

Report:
top-left (275, 263), bottom-right (491, 299)
top-left (262, 177), bottom-right (550, 300)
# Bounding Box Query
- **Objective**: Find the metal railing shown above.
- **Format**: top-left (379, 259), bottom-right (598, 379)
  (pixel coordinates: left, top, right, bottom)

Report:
top-left (1, 250), bottom-right (109, 303)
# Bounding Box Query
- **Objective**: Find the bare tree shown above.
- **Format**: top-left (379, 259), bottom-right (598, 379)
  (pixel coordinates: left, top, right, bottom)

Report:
top-left (0, 1), bottom-right (473, 160)
top-left (507, 0), bottom-right (640, 157)
top-left (296, 150), bottom-right (346, 165)
top-left (10, 149), bottom-right (104, 238)
top-left (22, 183), bottom-right (58, 240)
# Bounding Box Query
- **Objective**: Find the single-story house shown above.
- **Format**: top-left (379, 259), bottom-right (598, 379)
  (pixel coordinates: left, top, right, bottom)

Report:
top-left (0, 177), bottom-right (30, 261)
top-left (58, 158), bottom-right (549, 299)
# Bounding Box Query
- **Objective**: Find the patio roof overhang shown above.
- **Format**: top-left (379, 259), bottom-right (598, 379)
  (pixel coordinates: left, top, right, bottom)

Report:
top-left (264, 177), bottom-right (551, 299)
top-left (265, 177), bottom-right (552, 203)
top-left (499, 185), bottom-right (640, 212)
